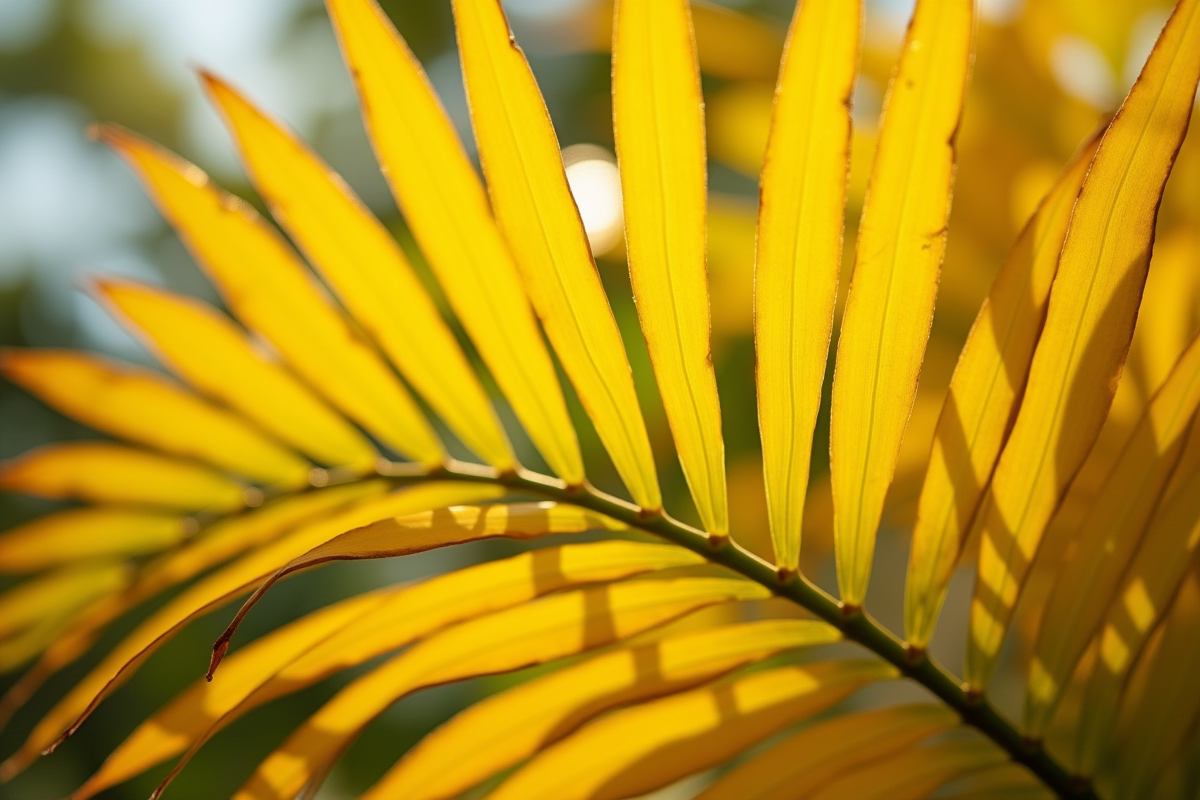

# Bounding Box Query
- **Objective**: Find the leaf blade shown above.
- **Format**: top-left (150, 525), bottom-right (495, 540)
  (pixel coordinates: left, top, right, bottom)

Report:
top-left (964, 0), bottom-right (1200, 689)
top-left (95, 280), bottom-right (378, 471)
top-left (754, 0), bottom-right (860, 570)
top-left (201, 74), bottom-right (515, 471)
top-left (829, 0), bottom-right (974, 605)
top-left (232, 577), bottom-right (766, 800)
top-left (0, 443), bottom-right (245, 512)
top-left (1025, 331), bottom-right (1200, 734)
top-left (695, 704), bottom-right (959, 800)
top-left (367, 619), bottom-right (840, 800)
top-left (452, 0), bottom-right (660, 510)
top-left (76, 541), bottom-right (701, 798)
top-left (613, 0), bottom-right (726, 533)
top-left (905, 135), bottom-right (1098, 649)
top-left (326, 0), bottom-right (583, 483)
top-left (0, 350), bottom-right (310, 487)
top-left (0, 482), bottom-right (500, 780)
top-left (489, 659), bottom-right (895, 800)
top-left (95, 125), bottom-right (444, 466)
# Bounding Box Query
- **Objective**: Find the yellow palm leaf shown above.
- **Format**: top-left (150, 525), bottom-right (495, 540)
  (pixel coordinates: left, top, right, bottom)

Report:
top-left (77, 541), bottom-right (698, 798)
top-left (0, 350), bottom-right (310, 487)
top-left (489, 659), bottom-right (895, 800)
top-left (0, 482), bottom-right (498, 779)
top-left (325, 0), bottom-right (584, 484)
top-left (210, 501), bottom-right (631, 667)
top-left (754, 0), bottom-right (859, 571)
top-left (0, 483), bottom-right (386, 736)
top-left (96, 279), bottom-right (378, 471)
top-left (94, 125), bottom-right (444, 466)
top-left (612, 0), bottom-right (726, 534)
top-left (233, 577), bottom-right (764, 800)
top-left (829, 0), bottom-right (973, 605)
top-left (0, 442), bottom-right (245, 512)
top-left (1074, 446), bottom-right (1200, 773)
top-left (904, 134), bottom-right (1099, 649)
top-left (200, 73), bottom-right (515, 471)
top-left (806, 738), bottom-right (1007, 800)
top-left (964, 0), bottom-right (1200, 690)
top-left (1109, 557), bottom-right (1200, 799)
top-left (696, 704), bottom-right (958, 800)
top-left (1026, 331), bottom-right (1200, 734)
top-left (368, 618), bottom-right (839, 800)
top-left (0, 565), bottom-right (129, 645)
top-left (0, 509), bottom-right (188, 573)
top-left (452, 0), bottom-right (660, 511)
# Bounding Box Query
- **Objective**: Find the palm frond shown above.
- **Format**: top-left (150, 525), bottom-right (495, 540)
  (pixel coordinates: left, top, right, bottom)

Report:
top-left (1, 0), bottom-right (1199, 798)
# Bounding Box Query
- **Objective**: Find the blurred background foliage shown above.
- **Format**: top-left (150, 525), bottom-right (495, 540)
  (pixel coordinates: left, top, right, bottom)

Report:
top-left (0, 0), bottom-right (1197, 797)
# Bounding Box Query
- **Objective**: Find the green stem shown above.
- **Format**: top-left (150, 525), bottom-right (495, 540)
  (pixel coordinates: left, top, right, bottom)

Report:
top-left (375, 460), bottom-right (1097, 800)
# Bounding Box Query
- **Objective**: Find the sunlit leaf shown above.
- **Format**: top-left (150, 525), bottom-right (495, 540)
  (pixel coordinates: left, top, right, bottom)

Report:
top-left (805, 738), bottom-right (1007, 800)
top-left (488, 659), bottom-right (896, 800)
top-left (0, 442), bottom-right (246, 512)
top-left (965, 0), bottom-right (1200, 690)
top-left (368, 619), bottom-right (839, 800)
top-left (76, 541), bottom-right (699, 798)
top-left (0, 483), bottom-right (386, 734)
top-left (0, 509), bottom-right (188, 573)
top-left (95, 279), bottom-right (378, 471)
top-left (695, 704), bottom-right (958, 800)
top-left (210, 500), bottom-right (631, 668)
top-left (0, 482), bottom-right (500, 779)
top-left (829, 0), bottom-right (973, 605)
top-left (0, 564), bottom-right (129, 646)
top-left (904, 134), bottom-right (1098, 649)
top-left (1025, 331), bottom-right (1200, 734)
top-left (1073, 432), bottom-right (1200, 774)
top-left (1109, 556), bottom-right (1200, 799)
top-left (755, 0), bottom-right (859, 571)
top-left (201, 73), bottom-right (515, 471)
top-left (95, 125), bottom-right (444, 466)
top-left (452, 0), bottom-right (660, 511)
top-left (233, 577), bottom-right (765, 800)
top-left (0, 350), bottom-right (311, 487)
top-left (613, 0), bottom-right (727, 535)
top-left (325, 0), bottom-right (583, 485)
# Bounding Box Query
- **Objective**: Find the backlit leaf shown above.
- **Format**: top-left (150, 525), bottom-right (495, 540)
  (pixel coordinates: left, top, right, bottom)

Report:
top-left (326, 0), bottom-right (583, 483)
top-left (696, 703), bottom-right (958, 800)
top-left (0, 483), bottom-right (385, 734)
top-left (489, 659), bottom-right (895, 800)
top-left (0, 350), bottom-right (311, 487)
top-left (905, 135), bottom-right (1098, 649)
top-left (612, 0), bottom-right (726, 534)
top-left (95, 280), bottom-right (378, 472)
top-left (453, 0), bottom-right (660, 511)
top-left (0, 442), bottom-right (245, 512)
top-left (0, 509), bottom-right (187, 573)
top-left (0, 482), bottom-right (499, 780)
top-left (965, 0), bottom-right (1200, 689)
top-left (95, 125), bottom-right (444, 466)
top-left (369, 619), bottom-right (840, 800)
top-left (201, 74), bottom-right (515, 471)
top-left (1110, 556), bottom-right (1200, 799)
top-left (755, 0), bottom-right (859, 571)
top-left (0, 564), bottom-right (130, 645)
top-left (233, 577), bottom-right (765, 800)
top-left (1026, 331), bottom-right (1200, 735)
top-left (1073, 442), bottom-right (1200, 773)
top-left (805, 738), bottom-right (1007, 800)
top-left (76, 541), bottom-right (699, 798)
top-left (829, 0), bottom-right (973, 605)
top-left (210, 501), bottom-right (631, 666)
